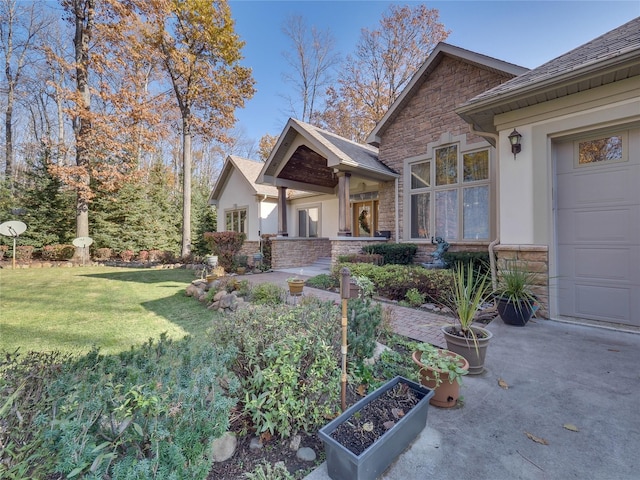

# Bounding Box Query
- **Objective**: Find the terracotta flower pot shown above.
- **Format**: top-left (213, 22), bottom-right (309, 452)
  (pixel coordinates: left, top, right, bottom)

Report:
top-left (287, 279), bottom-right (305, 295)
top-left (412, 350), bottom-right (468, 408)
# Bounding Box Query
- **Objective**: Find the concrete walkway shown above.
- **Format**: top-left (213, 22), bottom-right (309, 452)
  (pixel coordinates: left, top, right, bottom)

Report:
top-left (241, 270), bottom-right (640, 480)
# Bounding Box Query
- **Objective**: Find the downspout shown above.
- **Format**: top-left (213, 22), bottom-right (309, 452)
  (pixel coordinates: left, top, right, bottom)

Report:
top-left (395, 177), bottom-right (399, 243)
top-left (468, 125), bottom-right (500, 290)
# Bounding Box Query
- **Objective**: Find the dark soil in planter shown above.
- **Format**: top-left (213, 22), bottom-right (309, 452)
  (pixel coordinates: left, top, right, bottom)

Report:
top-left (444, 326), bottom-right (490, 339)
top-left (329, 382), bottom-right (422, 456)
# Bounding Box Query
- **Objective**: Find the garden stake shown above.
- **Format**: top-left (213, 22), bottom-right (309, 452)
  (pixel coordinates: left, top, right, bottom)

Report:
top-left (340, 267), bottom-right (351, 412)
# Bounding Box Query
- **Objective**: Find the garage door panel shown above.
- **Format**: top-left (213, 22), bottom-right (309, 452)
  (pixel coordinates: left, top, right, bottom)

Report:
top-left (557, 206), bottom-right (640, 244)
top-left (574, 284), bottom-right (632, 322)
top-left (574, 247), bottom-right (634, 281)
top-left (556, 164), bottom-right (639, 208)
top-left (557, 167), bottom-right (636, 207)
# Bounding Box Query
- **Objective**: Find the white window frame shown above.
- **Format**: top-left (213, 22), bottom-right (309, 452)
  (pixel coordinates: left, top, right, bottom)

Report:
top-left (296, 204), bottom-right (321, 238)
top-left (404, 134), bottom-right (492, 243)
top-left (225, 207), bottom-right (247, 234)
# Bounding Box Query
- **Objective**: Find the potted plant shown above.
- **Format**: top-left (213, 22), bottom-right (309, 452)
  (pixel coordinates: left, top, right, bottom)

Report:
top-left (495, 260), bottom-right (537, 326)
top-left (287, 276), bottom-right (305, 295)
top-left (234, 254), bottom-right (248, 274)
top-left (441, 263), bottom-right (493, 375)
top-left (318, 376), bottom-right (434, 480)
top-left (411, 343), bottom-right (468, 408)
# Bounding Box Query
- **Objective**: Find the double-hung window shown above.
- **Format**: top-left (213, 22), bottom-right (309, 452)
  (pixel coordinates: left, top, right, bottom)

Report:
top-left (408, 145), bottom-right (490, 241)
top-left (226, 208), bottom-right (247, 233)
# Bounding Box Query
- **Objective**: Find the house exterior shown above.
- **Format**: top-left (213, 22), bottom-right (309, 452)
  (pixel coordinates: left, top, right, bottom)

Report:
top-left (457, 17), bottom-right (640, 329)
top-left (255, 43), bottom-right (527, 270)
top-left (208, 155), bottom-right (279, 254)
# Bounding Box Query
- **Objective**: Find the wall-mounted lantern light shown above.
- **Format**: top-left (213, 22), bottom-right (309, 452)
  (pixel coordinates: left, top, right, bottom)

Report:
top-left (508, 128), bottom-right (522, 159)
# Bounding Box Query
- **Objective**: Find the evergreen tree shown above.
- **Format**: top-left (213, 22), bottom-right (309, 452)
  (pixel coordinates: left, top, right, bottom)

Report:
top-left (13, 148), bottom-right (75, 249)
top-left (192, 180), bottom-right (217, 256)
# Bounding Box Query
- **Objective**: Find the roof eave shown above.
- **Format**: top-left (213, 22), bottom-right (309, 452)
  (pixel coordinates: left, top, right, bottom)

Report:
top-left (456, 51), bottom-right (640, 134)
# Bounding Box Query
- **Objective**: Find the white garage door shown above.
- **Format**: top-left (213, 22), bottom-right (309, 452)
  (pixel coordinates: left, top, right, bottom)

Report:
top-left (555, 127), bottom-right (640, 327)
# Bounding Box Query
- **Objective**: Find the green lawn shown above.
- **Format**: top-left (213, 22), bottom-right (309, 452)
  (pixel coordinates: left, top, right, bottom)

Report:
top-left (0, 266), bottom-right (213, 354)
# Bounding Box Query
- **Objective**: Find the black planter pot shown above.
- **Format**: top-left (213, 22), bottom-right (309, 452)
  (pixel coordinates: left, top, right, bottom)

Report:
top-left (496, 297), bottom-right (534, 326)
top-left (318, 376), bottom-right (434, 480)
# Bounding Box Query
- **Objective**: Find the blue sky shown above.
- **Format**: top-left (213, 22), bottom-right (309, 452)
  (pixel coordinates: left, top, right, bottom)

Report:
top-left (228, 0), bottom-right (640, 142)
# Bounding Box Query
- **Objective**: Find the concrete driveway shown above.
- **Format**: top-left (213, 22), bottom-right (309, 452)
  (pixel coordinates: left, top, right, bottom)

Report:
top-left (241, 270), bottom-right (639, 479)
top-left (305, 318), bottom-right (640, 480)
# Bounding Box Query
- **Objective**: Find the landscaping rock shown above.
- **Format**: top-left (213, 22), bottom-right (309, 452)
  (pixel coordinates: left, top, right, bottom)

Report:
top-left (185, 284), bottom-right (200, 297)
top-left (209, 432), bottom-right (237, 462)
top-left (296, 447), bottom-right (316, 462)
top-left (289, 434), bottom-right (301, 451)
top-left (249, 437), bottom-right (263, 450)
top-left (213, 290), bottom-right (227, 302)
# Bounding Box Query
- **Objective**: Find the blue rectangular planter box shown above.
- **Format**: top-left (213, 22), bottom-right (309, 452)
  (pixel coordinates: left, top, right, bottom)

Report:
top-left (318, 376), bottom-right (434, 480)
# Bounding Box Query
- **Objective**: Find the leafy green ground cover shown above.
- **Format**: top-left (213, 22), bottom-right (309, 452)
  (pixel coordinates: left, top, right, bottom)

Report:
top-left (0, 266), bottom-right (208, 354)
top-left (0, 267), bottom-right (419, 479)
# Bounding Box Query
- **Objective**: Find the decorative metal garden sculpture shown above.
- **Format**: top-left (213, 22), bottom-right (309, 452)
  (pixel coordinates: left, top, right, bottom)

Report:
top-left (421, 236), bottom-right (449, 269)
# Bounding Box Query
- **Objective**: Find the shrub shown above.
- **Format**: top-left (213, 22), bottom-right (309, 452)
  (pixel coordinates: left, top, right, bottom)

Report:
top-left (1, 337), bottom-right (238, 479)
top-left (336, 253), bottom-right (383, 265)
top-left (0, 244), bottom-right (8, 260)
top-left (138, 250), bottom-right (149, 262)
top-left (443, 251), bottom-right (491, 274)
top-left (306, 273), bottom-right (338, 290)
top-left (148, 249), bottom-right (163, 262)
top-left (347, 297), bottom-right (382, 363)
top-left (405, 288), bottom-right (426, 307)
top-left (119, 249), bottom-right (134, 262)
top-left (361, 243), bottom-right (417, 264)
top-left (249, 282), bottom-right (285, 306)
top-left (212, 300), bottom-right (341, 438)
top-left (93, 247), bottom-right (113, 261)
top-left (203, 232), bottom-right (246, 271)
top-left (41, 244), bottom-right (75, 261)
top-left (260, 233), bottom-right (275, 270)
top-left (43, 336), bottom-right (237, 479)
top-left (15, 245), bottom-right (34, 261)
top-left (0, 350), bottom-right (74, 478)
top-left (334, 262), bottom-right (454, 304)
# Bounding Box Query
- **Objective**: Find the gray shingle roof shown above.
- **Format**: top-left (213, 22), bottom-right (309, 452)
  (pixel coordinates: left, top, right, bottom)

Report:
top-left (459, 17), bottom-right (640, 109)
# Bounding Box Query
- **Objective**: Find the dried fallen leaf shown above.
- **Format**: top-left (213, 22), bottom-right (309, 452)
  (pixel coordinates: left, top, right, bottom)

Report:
top-left (383, 421), bottom-right (395, 430)
top-left (498, 378), bottom-right (509, 390)
top-left (362, 422), bottom-right (374, 432)
top-left (391, 408), bottom-right (405, 419)
top-left (356, 384), bottom-right (367, 397)
top-left (608, 349), bottom-right (620, 352)
top-left (260, 431), bottom-right (272, 443)
top-left (525, 431), bottom-right (549, 445)
top-left (563, 423), bottom-right (579, 432)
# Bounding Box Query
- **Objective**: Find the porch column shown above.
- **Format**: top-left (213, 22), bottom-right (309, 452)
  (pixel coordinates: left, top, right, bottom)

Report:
top-left (277, 186), bottom-right (288, 236)
top-left (337, 172), bottom-right (352, 236)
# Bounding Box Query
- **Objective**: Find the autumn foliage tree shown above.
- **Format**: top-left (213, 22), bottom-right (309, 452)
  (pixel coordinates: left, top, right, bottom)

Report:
top-left (135, 0), bottom-right (255, 258)
top-left (319, 4), bottom-right (449, 142)
top-left (47, 0), bottom-right (165, 257)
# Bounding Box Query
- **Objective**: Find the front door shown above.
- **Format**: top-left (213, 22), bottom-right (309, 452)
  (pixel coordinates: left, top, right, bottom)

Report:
top-left (353, 201), bottom-right (378, 237)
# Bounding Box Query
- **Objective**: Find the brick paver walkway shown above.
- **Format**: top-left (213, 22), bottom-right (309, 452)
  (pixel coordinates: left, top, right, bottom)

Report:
top-left (242, 271), bottom-right (449, 347)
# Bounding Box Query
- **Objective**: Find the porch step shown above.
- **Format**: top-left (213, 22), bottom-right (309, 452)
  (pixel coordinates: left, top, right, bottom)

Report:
top-left (313, 257), bottom-right (332, 268)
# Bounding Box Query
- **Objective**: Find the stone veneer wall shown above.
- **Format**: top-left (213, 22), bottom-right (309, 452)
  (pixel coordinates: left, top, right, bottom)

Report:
top-left (494, 245), bottom-right (549, 319)
top-left (330, 239), bottom-right (389, 265)
top-left (270, 238), bottom-right (332, 269)
top-left (239, 241), bottom-right (260, 265)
